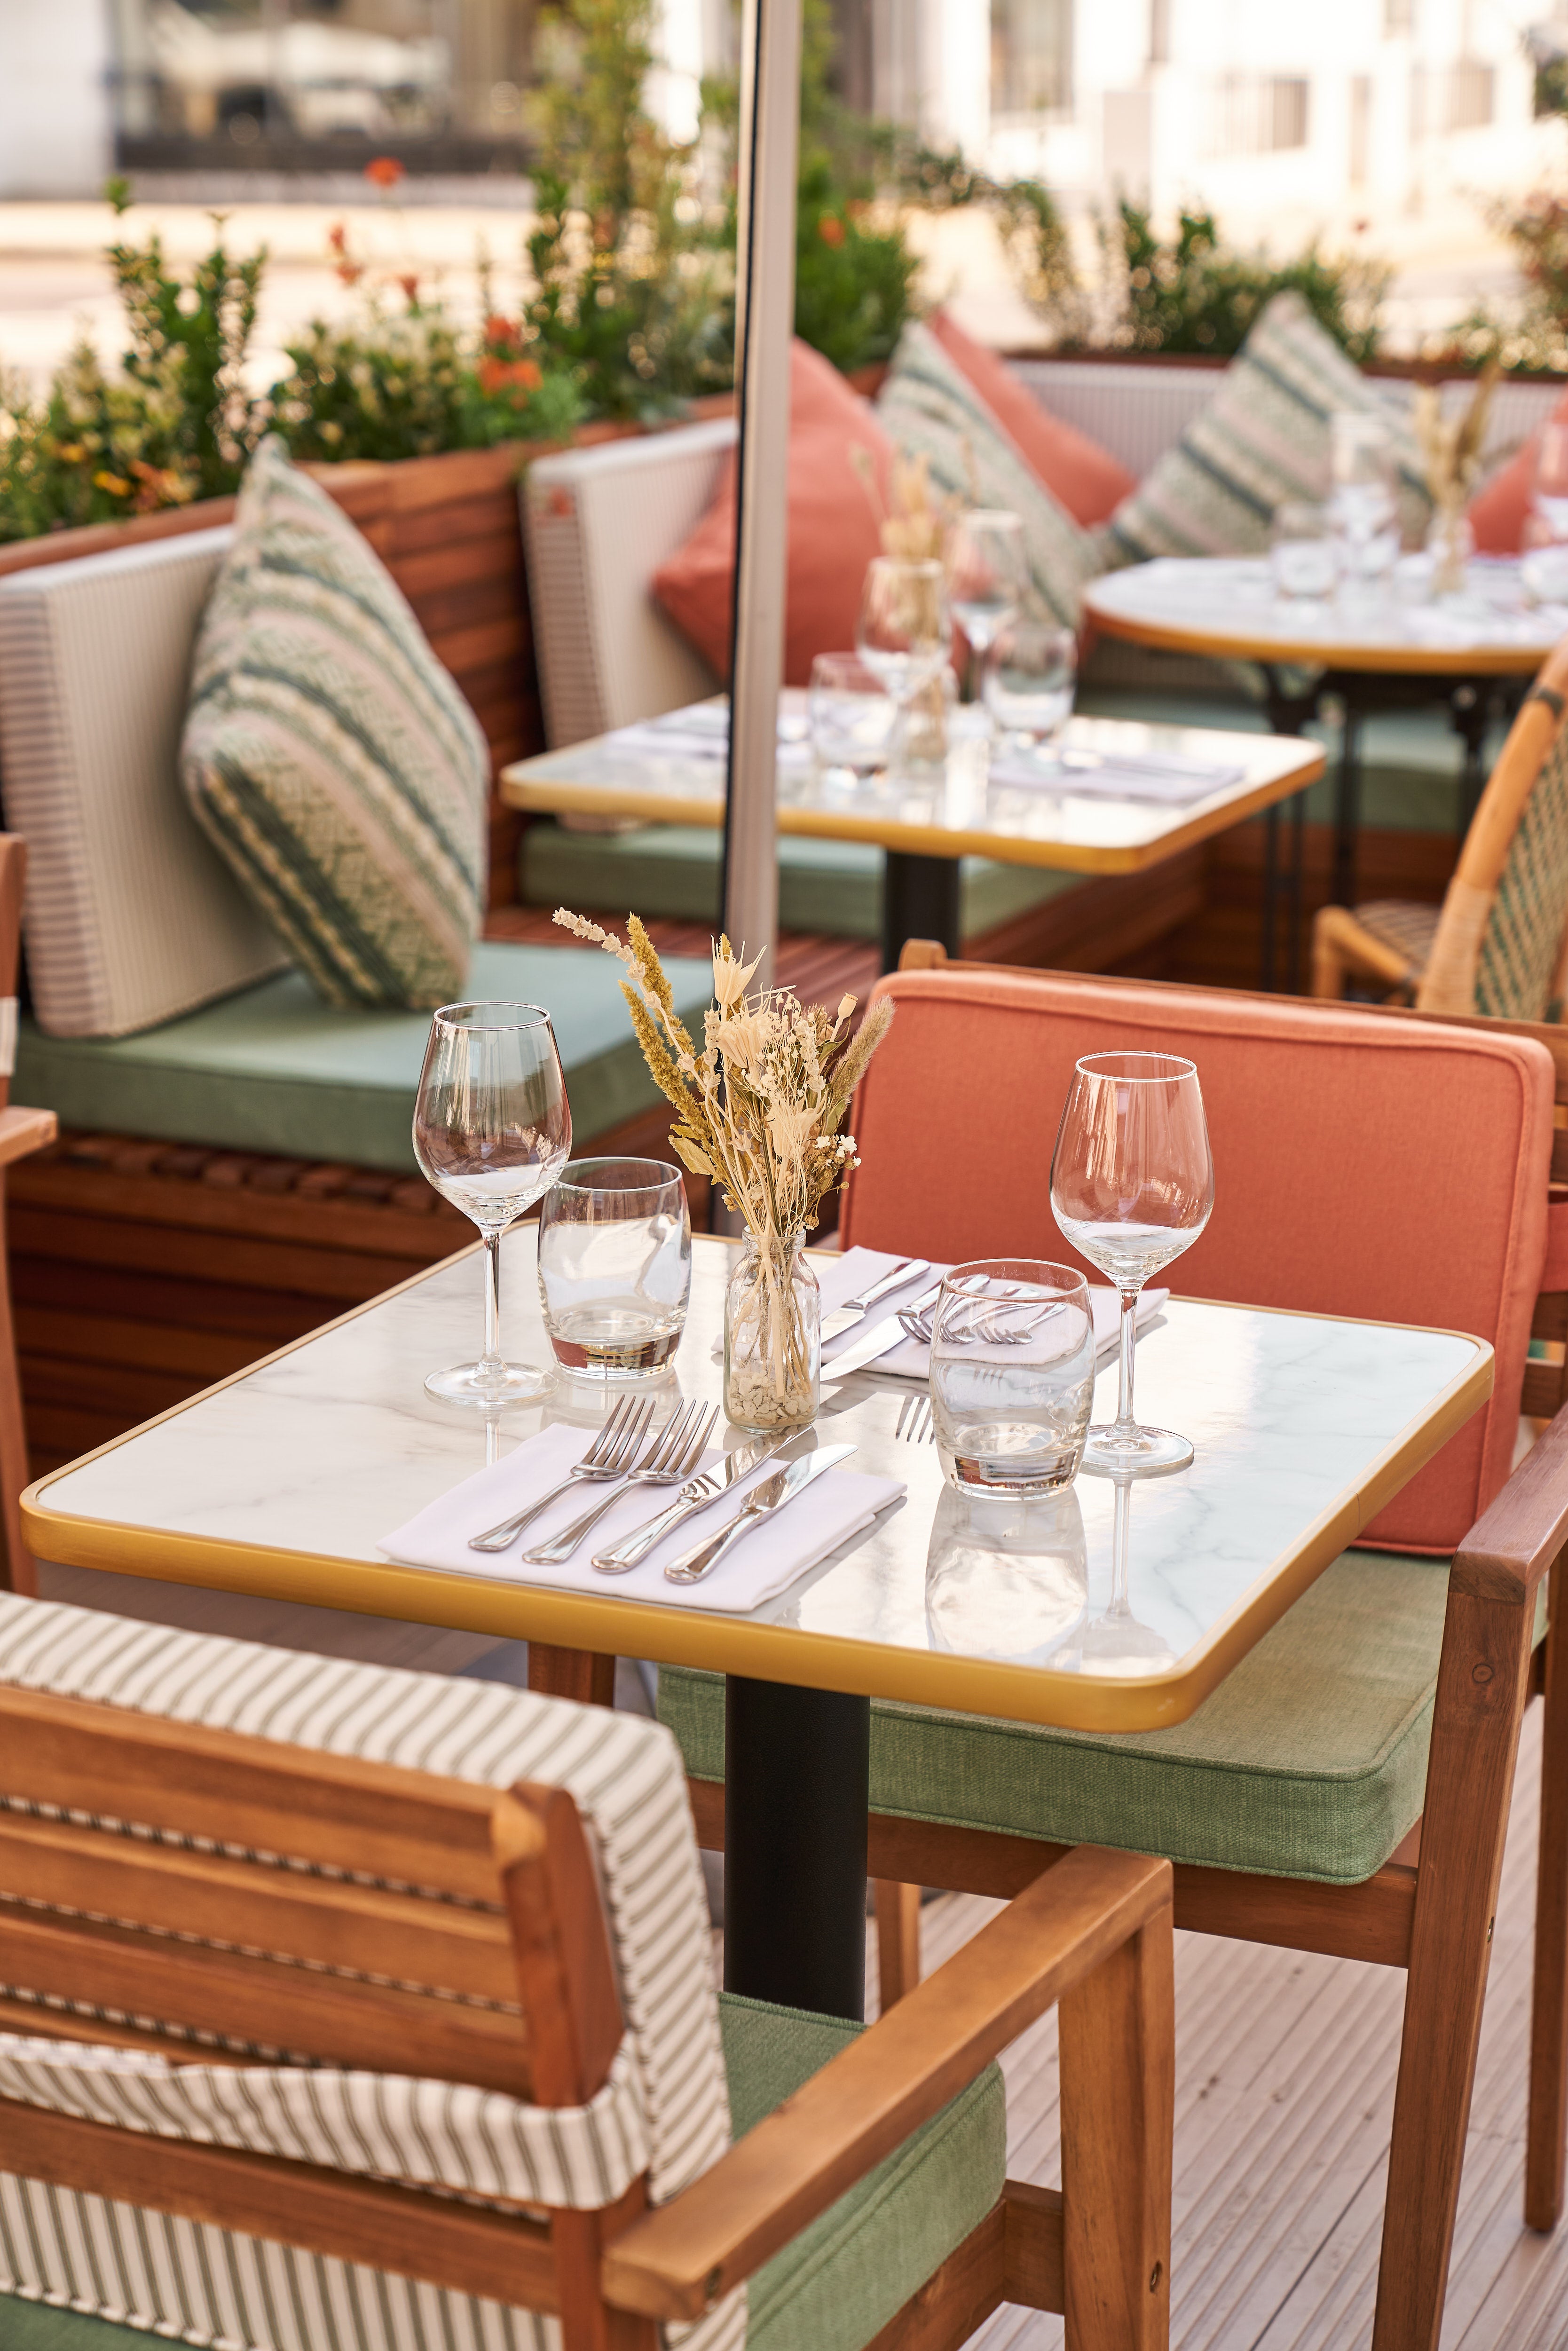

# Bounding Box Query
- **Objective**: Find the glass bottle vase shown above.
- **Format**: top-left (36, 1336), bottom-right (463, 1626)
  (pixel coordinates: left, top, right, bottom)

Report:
top-left (723, 1230), bottom-right (820, 1433)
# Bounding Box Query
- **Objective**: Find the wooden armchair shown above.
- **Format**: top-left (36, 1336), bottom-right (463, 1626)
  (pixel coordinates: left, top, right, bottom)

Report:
top-left (0, 1592), bottom-right (1174, 2351)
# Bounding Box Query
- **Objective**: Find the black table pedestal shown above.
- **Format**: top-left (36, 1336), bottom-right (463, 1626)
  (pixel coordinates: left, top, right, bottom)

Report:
top-left (882, 851), bottom-right (961, 973)
top-left (724, 1676), bottom-right (870, 2020)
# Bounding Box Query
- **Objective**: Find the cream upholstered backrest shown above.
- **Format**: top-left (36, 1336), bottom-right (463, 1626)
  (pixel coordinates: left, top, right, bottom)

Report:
top-left (0, 529), bottom-right (288, 1039)
top-left (0, 1594), bottom-right (743, 2351)
top-left (522, 419), bottom-right (737, 747)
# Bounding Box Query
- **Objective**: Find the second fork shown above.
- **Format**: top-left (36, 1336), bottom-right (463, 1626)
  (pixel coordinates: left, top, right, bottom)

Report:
top-left (518, 1399), bottom-right (718, 1564)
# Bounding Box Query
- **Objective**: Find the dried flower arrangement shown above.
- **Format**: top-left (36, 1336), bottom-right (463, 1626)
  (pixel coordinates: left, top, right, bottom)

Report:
top-left (1415, 364), bottom-right (1499, 593)
top-left (554, 909), bottom-right (894, 1423)
top-left (849, 444), bottom-right (961, 560)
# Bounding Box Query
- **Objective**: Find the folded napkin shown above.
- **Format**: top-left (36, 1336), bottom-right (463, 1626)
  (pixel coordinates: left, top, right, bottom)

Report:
top-left (605, 701), bottom-right (810, 768)
top-left (989, 749), bottom-right (1243, 805)
top-left (818, 1247), bottom-right (1166, 1381)
top-left (379, 1419), bottom-right (904, 1615)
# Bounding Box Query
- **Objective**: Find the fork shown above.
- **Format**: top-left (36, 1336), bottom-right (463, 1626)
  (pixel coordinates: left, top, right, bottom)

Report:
top-left (592, 1429), bottom-right (793, 1574)
top-left (518, 1399), bottom-right (718, 1565)
top-left (467, 1394), bottom-right (654, 1553)
top-left (895, 1393), bottom-right (936, 1447)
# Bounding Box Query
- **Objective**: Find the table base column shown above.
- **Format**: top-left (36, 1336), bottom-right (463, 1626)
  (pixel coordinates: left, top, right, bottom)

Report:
top-left (724, 1676), bottom-right (870, 2020)
top-left (882, 852), bottom-right (961, 973)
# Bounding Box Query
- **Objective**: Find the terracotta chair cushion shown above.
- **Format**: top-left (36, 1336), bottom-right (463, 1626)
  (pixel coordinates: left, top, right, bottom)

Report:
top-left (1469, 384), bottom-right (1568, 553)
top-left (840, 969), bottom-right (1554, 1554)
top-left (925, 309), bottom-right (1136, 528)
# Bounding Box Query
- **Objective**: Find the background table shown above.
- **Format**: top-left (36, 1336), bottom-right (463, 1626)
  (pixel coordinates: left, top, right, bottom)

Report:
top-left (1085, 556), bottom-right (1562, 919)
top-left (24, 1232), bottom-right (1490, 2016)
top-left (501, 702), bottom-right (1323, 978)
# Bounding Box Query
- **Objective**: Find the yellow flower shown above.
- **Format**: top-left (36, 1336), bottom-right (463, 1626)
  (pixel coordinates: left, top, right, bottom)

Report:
top-left (93, 470), bottom-right (129, 496)
top-left (712, 940), bottom-right (763, 1013)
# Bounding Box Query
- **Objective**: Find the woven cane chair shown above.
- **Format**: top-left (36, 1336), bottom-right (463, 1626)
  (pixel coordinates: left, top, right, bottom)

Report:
top-left (0, 1594), bottom-right (1174, 2351)
top-left (655, 961), bottom-right (1568, 2351)
top-left (1313, 637), bottom-right (1568, 1016)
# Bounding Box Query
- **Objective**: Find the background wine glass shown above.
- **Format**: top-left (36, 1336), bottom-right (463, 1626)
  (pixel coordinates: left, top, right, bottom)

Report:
top-left (855, 556), bottom-right (950, 755)
top-left (1049, 1051), bottom-right (1213, 1476)
top-left (946, 510), bottom-right (1026, 701)
top-left (413, 1002), bottom-right (571, 1404)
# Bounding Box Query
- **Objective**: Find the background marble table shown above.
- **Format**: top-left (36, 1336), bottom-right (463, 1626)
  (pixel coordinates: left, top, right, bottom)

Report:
top-left (25, 1230), bottom-right (1490, 1739)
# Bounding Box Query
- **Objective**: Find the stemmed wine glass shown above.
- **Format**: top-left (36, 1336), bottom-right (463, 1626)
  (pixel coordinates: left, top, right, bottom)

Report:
top-left (856, 556), bottom-right (951, 753)
top-left (1049, 1052), bottom-right (1213, 1476)
top-left (946, 510), bottom-right (1027, 701)
top-left (413, 1002), bottom-right (571, 1404)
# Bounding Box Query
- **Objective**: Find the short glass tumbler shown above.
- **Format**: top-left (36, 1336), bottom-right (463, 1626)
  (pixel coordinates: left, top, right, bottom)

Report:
top-left (537, 1157), bottom-right (692, 1377)
top-left (1270, 501), bottom-right (1336, 603)
top-left (809, 653), bottom-right (896, 777)
top-left (984, 619), bottom-right (1077, 749)
top-left (928, 1260), bottom-right (1096, 1499)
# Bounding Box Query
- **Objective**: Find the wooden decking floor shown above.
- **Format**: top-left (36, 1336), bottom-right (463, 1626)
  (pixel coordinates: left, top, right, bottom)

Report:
top-left (30, 1556), bottom-right (1568, 2351)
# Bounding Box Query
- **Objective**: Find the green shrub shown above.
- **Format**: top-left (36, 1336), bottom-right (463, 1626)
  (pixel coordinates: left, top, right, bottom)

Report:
top-left (792, 164), bottom-right (919, 375)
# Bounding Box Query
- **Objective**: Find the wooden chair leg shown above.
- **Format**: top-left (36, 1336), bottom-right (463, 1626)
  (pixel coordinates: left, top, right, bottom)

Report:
top-left (0, 1189), bottom-right (35, 1595)
top-left (1373, 1585), bottom-right (1535, 2351)
top-left (1057, 1903), bottom-right (1174, 2351)
top-left (874, 1878), bottom-right (921, 2012)
top-left (1529, 1556), bottom-right (1568, 2230)
top-left (528, 1646), bottom-right (617, 1707)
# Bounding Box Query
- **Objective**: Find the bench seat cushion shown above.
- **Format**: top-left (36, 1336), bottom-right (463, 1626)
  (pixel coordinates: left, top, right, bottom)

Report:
top-left (14, 941), bottom-right (712, 1175)
top-left (661, 1546), bottom-right (1461, 1886)
top-left (520, 820), bottom-right (1085, 943)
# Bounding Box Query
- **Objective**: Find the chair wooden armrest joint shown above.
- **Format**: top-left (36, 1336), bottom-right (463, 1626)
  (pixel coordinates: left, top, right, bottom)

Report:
top-left (1451, 1395), bottom-right (1568, 1601)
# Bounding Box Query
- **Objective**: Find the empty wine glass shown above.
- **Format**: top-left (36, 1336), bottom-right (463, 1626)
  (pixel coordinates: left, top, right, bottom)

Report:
top-left (946, 510), bottom-right (1027, 698)
top-left (413, 1002), bottom-right (571, 1404)
top-left (856, 556), bottom-right (951, 747)
top-left (1049, 1052), bottom-right (1214, 1476)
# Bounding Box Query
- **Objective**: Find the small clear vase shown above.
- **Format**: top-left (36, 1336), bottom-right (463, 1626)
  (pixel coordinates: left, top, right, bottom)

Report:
top-left (723, 1230), bottom-right (820, 1433)
top-left (1426, 499), bottom-right (1473, 599)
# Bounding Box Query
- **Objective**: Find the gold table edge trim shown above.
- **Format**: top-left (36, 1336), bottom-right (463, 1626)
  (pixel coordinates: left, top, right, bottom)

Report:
top-left (1080, 585), bottom-right (1553, 677)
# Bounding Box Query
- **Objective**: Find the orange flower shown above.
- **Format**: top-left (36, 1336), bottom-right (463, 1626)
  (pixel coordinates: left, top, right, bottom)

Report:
top-left (478, 354), bottom-right (543, 396)
top-left (335, 260), bottom-right (364, 287)
top-left (396, 272), bottom-right (420, 302)
top-left (484, 313), bottom-right (515, 348)
top-left (818, 215), bottom-right (846, 248)
top-left (364, 156), bottom-right (406, 191)
top-left (327, 222), bottom-right (347, 254)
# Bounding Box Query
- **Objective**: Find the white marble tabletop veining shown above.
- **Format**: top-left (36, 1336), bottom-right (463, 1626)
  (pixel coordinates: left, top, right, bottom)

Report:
top-left (28, 1231), bottom-right (1490, 1733)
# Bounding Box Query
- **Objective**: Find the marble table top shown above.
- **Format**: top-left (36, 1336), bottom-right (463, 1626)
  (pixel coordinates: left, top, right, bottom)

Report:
top-left (499, 695), bottom-right (1323, 878)
top-left (24, 1233), bottom-right (1491, 1734)
top-left (1085, 556), bottom-right (1567, 675)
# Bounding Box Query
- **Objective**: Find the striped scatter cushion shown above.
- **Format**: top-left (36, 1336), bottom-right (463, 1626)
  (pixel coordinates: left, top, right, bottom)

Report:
top-left (0, 1595), bottom-right (742, 2351)
top-left (876, 321), bottom-right (1103, 628)
top-left (181, 436), bottom-right (489, 1010)
top-left (1099, 292), bottom-right (1432, 568)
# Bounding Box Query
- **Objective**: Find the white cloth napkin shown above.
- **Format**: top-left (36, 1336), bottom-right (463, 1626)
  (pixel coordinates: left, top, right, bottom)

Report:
top-left (988, 749), bottom-right (1243, 805)
top-left (817, 1247), bottom-right (1166, 1380)
top-left (378, 1420), bottom-right (904, 1615)
top-left (605, 702), bottom-right (811, 769)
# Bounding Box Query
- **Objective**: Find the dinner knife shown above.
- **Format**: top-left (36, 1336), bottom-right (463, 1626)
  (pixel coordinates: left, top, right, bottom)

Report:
top-left (824, 1310), bottom-right (914, 1379)
top-left (819, 1257), bottom-right (930, 1343)
top-left (590, 1430), bottom-right (793, 1573)
top-left (664, 1443), bottom-right (857, 1585)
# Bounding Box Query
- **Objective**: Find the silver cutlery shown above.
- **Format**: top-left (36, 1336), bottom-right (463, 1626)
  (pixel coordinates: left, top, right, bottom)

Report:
top-left (591, 1429), bottom-right (795, 1574)
top-left (819, 1258), bottom-right (930, 1343)
top-left (467, 1395), bottom-right (654, 1553)
top-left (825, 1309), bottom-right (920, 1379)
top-left (519, 1399), bottom-right (718, 1565)
top-left (895, 1394), bottom-right (935, 1446)
top-left (664, 1443), bottom-right (857, 1585)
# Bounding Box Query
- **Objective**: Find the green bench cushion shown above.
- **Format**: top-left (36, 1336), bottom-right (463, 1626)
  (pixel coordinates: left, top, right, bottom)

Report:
top-left (520, 820), bottom-right (1085, 943)
top-left (14, 941), bottom-right (713, 1176)
top-left (662, 1546), bottom-right (1459, 1887)
top-left (0, 1992), bottom-right (1004, 2351)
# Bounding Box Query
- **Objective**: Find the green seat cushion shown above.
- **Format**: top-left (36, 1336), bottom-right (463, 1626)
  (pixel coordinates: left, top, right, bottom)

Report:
top-left (662, 1546), bottom-right (1458, 1887)
top-left (0, 1992), bottom-right (1004, 2351)
top-left (14, 941), bottom-right (712, 1176)
top-left (521, 819), bottom-right (1084, 943)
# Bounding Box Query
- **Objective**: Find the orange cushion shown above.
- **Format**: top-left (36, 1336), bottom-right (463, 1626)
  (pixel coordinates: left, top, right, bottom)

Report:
top-left (1468, 386), bottom-right (1568, 553)
top-left (926, 310), bottom-right (1136, 529)
top-left (652, 339), bottom-right (892, 687)
top-left (841, 969), bottom-right (1553, 1554)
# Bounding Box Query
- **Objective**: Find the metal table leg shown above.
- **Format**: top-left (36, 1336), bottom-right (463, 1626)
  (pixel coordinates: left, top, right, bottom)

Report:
top-left (1450, 685), bottom-right (1492, 839)
top-left (1332, 697), bottom-right (1364, 910)
top-left (1260, 803), bottom-right (1280, 991)
top-left (882, 852), bottom-right (961, 974)
top-left (724, 1675), bottom-right (870, 2019)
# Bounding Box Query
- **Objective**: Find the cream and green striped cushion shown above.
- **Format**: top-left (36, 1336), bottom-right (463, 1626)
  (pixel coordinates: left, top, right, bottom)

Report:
top-left (1099, 292), bottom-right (1433, 568)
top-left (181, 436), bottom-right (489, 1010)
top-left (875, 322), bottom-right (1102, 628)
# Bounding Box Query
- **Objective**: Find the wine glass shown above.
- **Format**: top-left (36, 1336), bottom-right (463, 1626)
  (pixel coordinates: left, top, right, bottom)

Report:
top-left (946, 510), bottom-right (1027, 699)
top-left (856, 556), bottom-right (950, 746)
top-left (1049, 1052), bottom-right (1213, 1476)
top-left (413, 1002), bottom-right (571, 1404)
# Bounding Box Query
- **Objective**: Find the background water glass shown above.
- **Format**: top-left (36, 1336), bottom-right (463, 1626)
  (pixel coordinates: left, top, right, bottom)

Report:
top-left (809, 653), bottom-right (895, 777)
top-left (947, 509), bottom-right (1028, 698)
top-left (1270, 501), bottom-right (1336, 603)
top-left (984, 618), bottom-right (1077, 749)
top-left (537, 1157), bottom-right (691, 1377)
top-left (1329, 410), bottom-right (1400, 593)
top-left (928, 1259), bottom-right (1095, 1499)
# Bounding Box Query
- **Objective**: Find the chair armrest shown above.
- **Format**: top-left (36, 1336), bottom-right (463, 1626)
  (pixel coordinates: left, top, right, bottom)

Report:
top-left (1454, 1396), bottom-right (1568, 1603)
top-left (601, 1843), bottom-right (1169, 2323)
top-left (0, 1107), bottom-right (56, 1170)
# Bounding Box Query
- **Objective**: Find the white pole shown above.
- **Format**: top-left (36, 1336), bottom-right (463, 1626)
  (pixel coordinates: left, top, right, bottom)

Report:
top-left (721, 0), bottom-right (802, 982)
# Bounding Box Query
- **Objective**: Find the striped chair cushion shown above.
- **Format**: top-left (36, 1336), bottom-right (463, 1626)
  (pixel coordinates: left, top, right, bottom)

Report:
top-left (875, 321), bottom-right (1102, 629)
top-left (181, 437), bottom-right (489, 1011)
top-left (1099, 292), bottom-right (1432, 568)
top-left (0, 1596), bottom-right (741, 2351)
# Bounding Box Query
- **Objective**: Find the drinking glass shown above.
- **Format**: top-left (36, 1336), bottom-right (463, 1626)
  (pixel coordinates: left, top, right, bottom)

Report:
top-left (537, 1157), bottom-right (691, 1376)
top-left (808, 652), bottom-right (895, 778)
top-left (856, 557), bottom-right (950, 742)
top-left (412, 1002), bottom-right (571, 1404)
top-left (946, 509), bottom-right (1028, 695)
top-left (1269, 501), bottom-right (1336, 603)
top-left (984, 617), bottom-right (1077, 750)
top-left (1329, 410), bottom-right (1399, 595)
top-left (928, 1259), bottom-right (1096, 1499)
top-left (1049, 1053), bottom-right (1213, 1476)
top-left (1522, 423), bottom-right (1568, 604)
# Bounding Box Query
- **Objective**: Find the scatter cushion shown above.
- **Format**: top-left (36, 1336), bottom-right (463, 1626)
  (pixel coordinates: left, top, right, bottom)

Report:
top-left (181, 435), bottom-right (489, 1010)
top-left (926, 308), bottom-right (1136, 526)
top-left (1100, 292), bottom-right (1432, 568)
top-left (1468, 384), bottom-right (1568, 553)
top-left (653, 341), bottom-right (893, 687)
top-left (876, 322), bottom-right (1103, 628)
